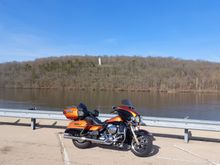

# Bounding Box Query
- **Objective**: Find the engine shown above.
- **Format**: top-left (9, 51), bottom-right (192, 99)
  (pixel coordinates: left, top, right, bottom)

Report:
top-left (101, 123), bottom-right (126, 146)
top-left (107, 124), bottom-right (118, 134)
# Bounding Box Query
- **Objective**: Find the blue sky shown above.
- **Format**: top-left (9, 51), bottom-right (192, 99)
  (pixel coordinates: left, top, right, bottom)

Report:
top-left (1, 0), bottom-right (220, 63)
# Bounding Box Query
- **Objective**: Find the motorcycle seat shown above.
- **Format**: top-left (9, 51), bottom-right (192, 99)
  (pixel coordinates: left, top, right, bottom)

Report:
top-left (85, 116), bottom-right (104, 126)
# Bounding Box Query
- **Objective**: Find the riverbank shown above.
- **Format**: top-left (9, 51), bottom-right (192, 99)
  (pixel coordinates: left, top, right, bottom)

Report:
top-left (1, 118), bottom-right (220, 165)
top-left (1, 56), bottom-right (220, 92)
top-left (2, 87), bottom-right (220, 94)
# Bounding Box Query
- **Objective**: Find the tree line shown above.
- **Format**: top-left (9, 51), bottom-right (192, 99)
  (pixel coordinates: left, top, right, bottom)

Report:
top-left (1, 56), bottom-right (220, 92)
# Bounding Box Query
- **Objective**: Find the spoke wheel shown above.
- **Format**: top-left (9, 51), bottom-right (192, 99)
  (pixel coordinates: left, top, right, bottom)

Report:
top-left (131, 135), bottom-right (152, 157)
top-left (72, 139), bottom-right (91, 149)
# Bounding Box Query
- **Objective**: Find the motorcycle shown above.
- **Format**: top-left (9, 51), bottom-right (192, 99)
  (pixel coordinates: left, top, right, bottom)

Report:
top-left (63, 99), bottom-right (154, 157)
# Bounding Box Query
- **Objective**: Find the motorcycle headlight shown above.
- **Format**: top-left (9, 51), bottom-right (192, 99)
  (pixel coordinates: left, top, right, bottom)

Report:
top-left (131, 115), bottom-right (141, 123)
top-left (134, 115), bottom-right (141, 123)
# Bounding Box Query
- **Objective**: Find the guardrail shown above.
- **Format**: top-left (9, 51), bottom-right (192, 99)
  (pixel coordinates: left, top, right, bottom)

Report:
top-left (1, 108), bottom-right (220, 143)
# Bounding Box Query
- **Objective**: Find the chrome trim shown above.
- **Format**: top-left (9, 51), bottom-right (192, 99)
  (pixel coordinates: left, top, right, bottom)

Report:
top-left (130, 126), bottom-right (140, 145)
top-left (64, 133), bottom-right (113, 145)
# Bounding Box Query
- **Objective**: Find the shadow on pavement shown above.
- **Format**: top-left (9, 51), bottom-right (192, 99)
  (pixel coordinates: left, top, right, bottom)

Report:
top-left (0, 121), bottom-right (66, 129)
top-left (90, 144), bottom-right (160, 157)
top-left (153, 133), bottom-right (220, 143)
top-left (148, 145), bottom-right (160, 157)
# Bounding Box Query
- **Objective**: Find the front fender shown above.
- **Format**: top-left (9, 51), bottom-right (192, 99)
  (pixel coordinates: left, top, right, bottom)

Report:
top-left (134, 129), bottom-right (155, 141)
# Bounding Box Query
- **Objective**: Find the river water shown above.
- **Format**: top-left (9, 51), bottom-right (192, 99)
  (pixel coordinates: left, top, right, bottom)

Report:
top-left (0, 88), bottom-right (220, 121)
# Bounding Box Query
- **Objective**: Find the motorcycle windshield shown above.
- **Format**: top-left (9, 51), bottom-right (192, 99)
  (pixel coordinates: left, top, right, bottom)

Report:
top-left (121, 99), bottom-right (134, 108)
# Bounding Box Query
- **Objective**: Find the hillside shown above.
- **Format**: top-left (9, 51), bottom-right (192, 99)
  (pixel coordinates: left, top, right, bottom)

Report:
top-left (1, 56), bottom-right (220, 92)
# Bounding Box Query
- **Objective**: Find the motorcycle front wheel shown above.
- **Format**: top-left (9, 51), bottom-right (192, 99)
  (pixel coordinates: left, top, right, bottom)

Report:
top-left (131, 134), bottom-right (152, 157)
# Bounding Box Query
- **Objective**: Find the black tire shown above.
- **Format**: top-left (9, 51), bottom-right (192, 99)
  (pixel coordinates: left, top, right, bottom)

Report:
top-left (131, 135), bottom-right (153, 157)
top-left (72, 139), bottom-right (91, 149)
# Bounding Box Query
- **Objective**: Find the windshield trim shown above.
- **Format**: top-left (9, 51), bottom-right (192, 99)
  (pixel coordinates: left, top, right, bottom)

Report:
top-left (121, 99), bottom-right (134, 108)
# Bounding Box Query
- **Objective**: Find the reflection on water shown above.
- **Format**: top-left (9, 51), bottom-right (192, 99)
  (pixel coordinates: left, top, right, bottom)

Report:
top-left (0, 88), bottom-right (220, 120)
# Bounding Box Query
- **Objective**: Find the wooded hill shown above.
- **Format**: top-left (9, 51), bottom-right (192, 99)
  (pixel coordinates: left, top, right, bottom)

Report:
top-left (1, 56), bottom-right (220, 92)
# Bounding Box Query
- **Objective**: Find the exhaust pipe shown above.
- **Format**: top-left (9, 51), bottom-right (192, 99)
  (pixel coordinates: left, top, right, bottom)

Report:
top-left (64, 133), bottom-right (112, 145)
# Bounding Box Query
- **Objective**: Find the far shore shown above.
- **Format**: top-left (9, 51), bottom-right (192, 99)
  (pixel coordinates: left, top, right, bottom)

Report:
top-left (1, 87), bottom-right (220, 94)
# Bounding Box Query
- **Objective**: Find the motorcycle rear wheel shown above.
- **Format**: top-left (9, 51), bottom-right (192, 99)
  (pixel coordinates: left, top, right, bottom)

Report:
top-left (131, 135), bottom-right (152, 157)
top-left (72, 139), bottom-right (91, 149)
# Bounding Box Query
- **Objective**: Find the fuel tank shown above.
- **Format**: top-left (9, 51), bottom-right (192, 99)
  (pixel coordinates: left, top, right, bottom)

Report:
top-left (106, 116), bottom-right (123, 123)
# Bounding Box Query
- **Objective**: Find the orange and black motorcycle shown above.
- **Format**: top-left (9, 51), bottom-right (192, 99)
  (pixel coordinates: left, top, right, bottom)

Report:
top-left (63, 99), bottom-right (154, 157)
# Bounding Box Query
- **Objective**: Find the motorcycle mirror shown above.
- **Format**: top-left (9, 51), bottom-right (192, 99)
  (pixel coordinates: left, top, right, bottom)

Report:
top-left (112, 106), bottom-right (116, 110)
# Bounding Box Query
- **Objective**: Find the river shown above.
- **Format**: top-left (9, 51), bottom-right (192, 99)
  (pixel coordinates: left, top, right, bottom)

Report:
top-left (0, 88), bottom-right (220, 121)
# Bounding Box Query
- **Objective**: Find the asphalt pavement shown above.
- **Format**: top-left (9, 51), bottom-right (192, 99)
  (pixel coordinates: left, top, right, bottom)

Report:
top-left (0, 118), bottom-right (220, 165)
